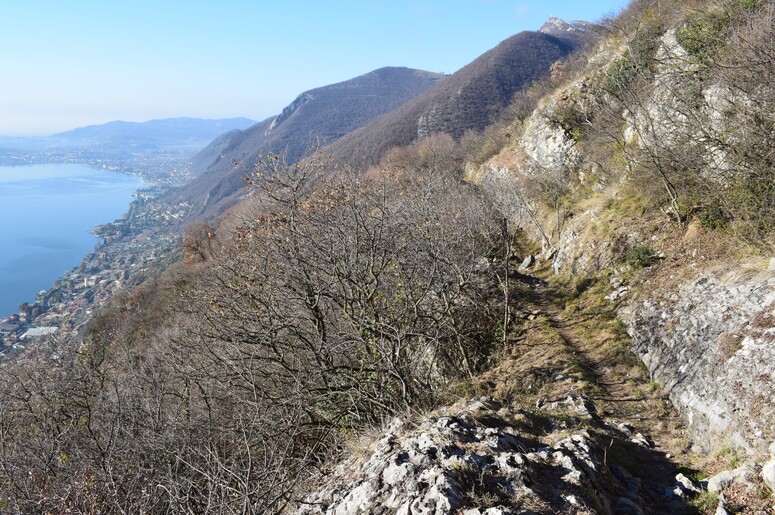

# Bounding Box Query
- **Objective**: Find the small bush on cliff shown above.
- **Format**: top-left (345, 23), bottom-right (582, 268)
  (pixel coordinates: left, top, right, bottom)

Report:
top-left (626, 245), bottom-right (658, 268)
top-left (698, 200), bottom-right (729, 229)
top-left (604, 51), bottom-right (638, 93)
top-left (677, 12), bottom-right (729, 64)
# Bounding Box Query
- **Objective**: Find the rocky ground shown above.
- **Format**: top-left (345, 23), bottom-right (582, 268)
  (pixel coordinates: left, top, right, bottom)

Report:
top-left (296, 397), bottom-right (695, 514)
top-left (293, 255), bottom-right (775, 514)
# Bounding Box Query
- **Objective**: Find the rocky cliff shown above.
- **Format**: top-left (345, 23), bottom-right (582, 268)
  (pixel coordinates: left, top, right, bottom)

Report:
top-left (475, 0), bottom-right (775, 465)
top-left (622, 269), bottom-right (775, 454)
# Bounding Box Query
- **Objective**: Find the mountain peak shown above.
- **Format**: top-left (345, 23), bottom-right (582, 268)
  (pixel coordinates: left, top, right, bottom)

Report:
top-left (178, 67), bottom-right (444, 218)
top-left (539, 17), bottom-right (593, 36)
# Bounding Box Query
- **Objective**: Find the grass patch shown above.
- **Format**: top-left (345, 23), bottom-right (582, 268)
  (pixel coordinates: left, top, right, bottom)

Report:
top-left (689, 490), bottom-right (720, 514)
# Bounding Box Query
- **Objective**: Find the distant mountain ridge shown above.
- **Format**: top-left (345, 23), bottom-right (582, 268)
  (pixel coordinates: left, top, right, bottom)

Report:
top-left (49, 117), bottom-right (256, 149)
top-left (179, 20), bottom-right (592, 220)
top-left (179, 67), bottom-right (445, 217)
top-left (328, 27), bottom-right (590, 167)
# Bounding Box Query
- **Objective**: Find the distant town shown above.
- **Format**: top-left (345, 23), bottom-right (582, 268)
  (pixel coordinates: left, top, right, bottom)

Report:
top-left (0, 146), bottom-right (196, 184)
top-left (0, 150), bottom-right (193, 356)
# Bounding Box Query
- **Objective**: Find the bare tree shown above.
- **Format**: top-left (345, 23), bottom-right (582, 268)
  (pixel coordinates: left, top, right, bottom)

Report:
top-left (186, 142), bottom-right (501, 429)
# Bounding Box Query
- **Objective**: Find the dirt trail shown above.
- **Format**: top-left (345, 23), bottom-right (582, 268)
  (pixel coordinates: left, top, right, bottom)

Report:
top-left (488, 266), bottom-right (702, 513)
top-left (530, 279), bottom-right (674, 422)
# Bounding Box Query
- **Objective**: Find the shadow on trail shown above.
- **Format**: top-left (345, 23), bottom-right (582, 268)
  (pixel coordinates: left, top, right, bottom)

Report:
top-left (507, 268), bottom-right (697, 514)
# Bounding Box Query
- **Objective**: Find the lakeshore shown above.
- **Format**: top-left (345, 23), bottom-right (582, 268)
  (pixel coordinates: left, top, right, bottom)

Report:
top-left (0, 164), bottom-right (142, 316)
top-left (0, 163), bottom-right (190, 355)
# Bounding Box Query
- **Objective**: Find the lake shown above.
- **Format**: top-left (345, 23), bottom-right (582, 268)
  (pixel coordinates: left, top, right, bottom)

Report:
top-left (0, 163), bottom-right (142, 318)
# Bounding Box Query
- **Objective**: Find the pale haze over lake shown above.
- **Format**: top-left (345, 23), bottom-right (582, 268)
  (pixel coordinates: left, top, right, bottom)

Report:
top-left (0, 164), bottom-right (141, 318)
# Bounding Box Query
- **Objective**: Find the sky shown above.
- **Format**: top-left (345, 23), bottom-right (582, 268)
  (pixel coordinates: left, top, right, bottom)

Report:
top-left (0, 0), bottom-right (630, 135)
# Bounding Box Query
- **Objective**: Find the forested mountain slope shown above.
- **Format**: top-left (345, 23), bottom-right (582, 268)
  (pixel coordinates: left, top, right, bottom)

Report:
top-left (328, 27), bottom-right (589, 166)
top-left (176, 24), bottom-right (591, 222)
top-left (174, 67), bottom-right (444, 218)
top-left (0, 3), bottom-right (773, 513)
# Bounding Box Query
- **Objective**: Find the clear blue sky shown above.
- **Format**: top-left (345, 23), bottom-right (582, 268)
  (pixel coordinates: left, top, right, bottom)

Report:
top-left (0, 0), bottom-right (630, 135)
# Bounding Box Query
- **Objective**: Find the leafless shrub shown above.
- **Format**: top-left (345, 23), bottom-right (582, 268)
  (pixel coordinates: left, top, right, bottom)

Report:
top-left (186, 141), bottom-right (502, 427)
top-left (0, 140), bottom-right (504, 512)
top-left (182, 220), bottom-right (218, 264)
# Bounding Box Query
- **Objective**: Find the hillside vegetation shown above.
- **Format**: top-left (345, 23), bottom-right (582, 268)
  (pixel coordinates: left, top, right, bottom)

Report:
top-left (0, 1), bottom-right (773, 513)
top-left (328, 28), bottom-right (587, 167)
top-left (175, 67), bottom-right (444, 219)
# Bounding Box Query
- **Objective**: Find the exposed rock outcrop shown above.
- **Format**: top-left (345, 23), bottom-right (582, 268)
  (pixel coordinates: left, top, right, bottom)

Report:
top-left (620, 270), bottom-right (775, 454)
top-left (477, 4), bottom-right (775, 462)
top-left (296, 397), bottom-right (686, 514)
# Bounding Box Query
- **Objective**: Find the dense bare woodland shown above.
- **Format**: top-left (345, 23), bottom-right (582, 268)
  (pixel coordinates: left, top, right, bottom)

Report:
top-left (0, 137), bottom-right (508, 512)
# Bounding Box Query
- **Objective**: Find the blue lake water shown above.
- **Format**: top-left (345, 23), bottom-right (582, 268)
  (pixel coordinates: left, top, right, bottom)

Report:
top-left (0, 164), bottom-right (142, 318)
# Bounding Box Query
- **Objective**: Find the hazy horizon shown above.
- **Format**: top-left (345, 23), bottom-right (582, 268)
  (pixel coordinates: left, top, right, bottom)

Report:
top-left (0, 116), bottom-right (257, 138)
top-left (1, 0), bottom-right (629, 135)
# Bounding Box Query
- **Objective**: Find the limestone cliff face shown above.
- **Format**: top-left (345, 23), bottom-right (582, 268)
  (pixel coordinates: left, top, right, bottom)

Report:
top-left (620, 271), bottom-right (775, 454)
top-left (520, 103), bottom-right (582, 175)
top-left (478, 9), bottom-right (775, 459)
